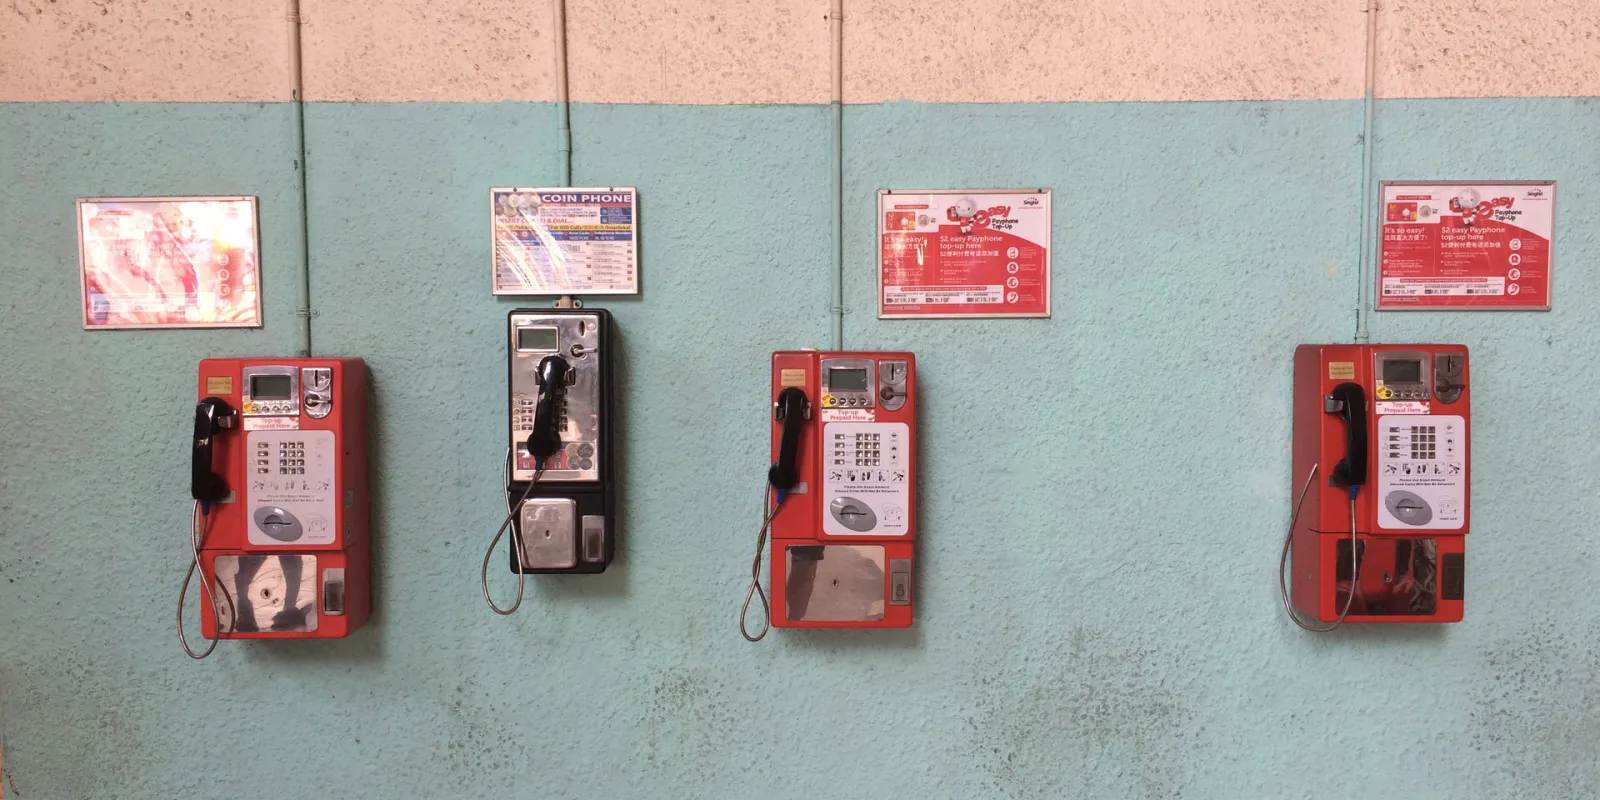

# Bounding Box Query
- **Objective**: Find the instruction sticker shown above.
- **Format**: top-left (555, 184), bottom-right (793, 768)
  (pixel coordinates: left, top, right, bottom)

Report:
top-left (1377, 414), bottom-right (1465, 531)
top-left (1375, 401), bottom-right (1429, 415)
top-left (492, 187), bottom-right (638, 295)
top-left (244, 416), bottom-right (300, 431)
top-left (821, 409), bottom-right (875, 422)
top-left (1377, 182), bottom-right (1554, 311)
top-left (879, 189), bottom-right (1051, 318)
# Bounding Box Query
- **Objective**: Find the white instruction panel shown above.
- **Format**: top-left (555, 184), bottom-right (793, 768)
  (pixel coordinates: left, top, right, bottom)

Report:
top-left (821, 422), bottom-right (910, 536)
top-left (246, 429), bottom-right (337, 546)
top-left (1377, 414), bottom-right (1465, 531)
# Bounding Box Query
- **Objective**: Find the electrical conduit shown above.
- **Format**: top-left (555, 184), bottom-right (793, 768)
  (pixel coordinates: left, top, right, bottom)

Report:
top-left (554, 0), bottom-right (573, 187)
top-left (287, 0), bottom-right (313, 356)
top-left (1354, 0), bottom-right (1379, 343)
top-left (830, 0), bottom-right (844, 350)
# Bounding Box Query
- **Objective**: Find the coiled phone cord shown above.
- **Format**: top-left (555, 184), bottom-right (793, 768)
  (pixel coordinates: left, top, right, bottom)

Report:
top-left (482, 448), bottom-right (545, 615)
top-left (1279, 463), bottom-right (1363, 632)
top-left (739, 486), bottom-right (785, 642)
top-left (176, 501), bottom-right (236, 660)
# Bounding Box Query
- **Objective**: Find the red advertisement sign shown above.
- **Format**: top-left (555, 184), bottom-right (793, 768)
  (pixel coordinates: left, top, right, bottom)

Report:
top-left (1377, 182), bottom-right (1555, 311)
top-left (878, 190), bottom-right (1051, 318)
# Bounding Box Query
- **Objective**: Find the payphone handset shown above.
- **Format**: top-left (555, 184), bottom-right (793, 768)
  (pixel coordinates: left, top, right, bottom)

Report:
top-left (179, 358), bottom-right (370, 658)
top-left (481, 308), bottom-right (615, 614)
top-left (1282, 345), bottom-right (1470, 628)
top-left (740, 351), bottom-right (917, 640)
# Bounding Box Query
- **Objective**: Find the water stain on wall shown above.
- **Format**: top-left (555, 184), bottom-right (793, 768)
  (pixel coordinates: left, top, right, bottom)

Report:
top-left (436, 684), bottom-right (523, 775)
top-left (1469, 618), bottom-right (1600, 797)
top-left (964, 625), bottom-right (1193, 799)
top-left (640, 667), bottom-right (736, 775)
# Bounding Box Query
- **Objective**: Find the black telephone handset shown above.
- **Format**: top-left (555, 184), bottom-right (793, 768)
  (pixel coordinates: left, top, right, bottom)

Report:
top-left (768, 387), bottom-right (809, 491)
top-left (525, 355), bottom-right (571, 464)
top-left (1327, 382), bottom-right (1367, 489)
top-left (192, 397), bottom-right (234, 504)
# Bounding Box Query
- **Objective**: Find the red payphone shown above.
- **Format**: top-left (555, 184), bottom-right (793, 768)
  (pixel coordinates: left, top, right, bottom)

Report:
top-left (180, 358), bottom-right (371, 657)
top-left (1283, 345), bottom-right (1469, 628)
top-left (740, 351), bottom-right (917, 639)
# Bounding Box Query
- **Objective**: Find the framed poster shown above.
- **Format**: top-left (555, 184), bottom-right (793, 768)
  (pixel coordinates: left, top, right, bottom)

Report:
top-left (77, 196), bottom-right (261, 329)
top-left (491, 187), bottom-right (639, 295)
top-left (878, 189), bottom-right (1051, 318)
top-left (1377, 181), bottom-right (1555, 311)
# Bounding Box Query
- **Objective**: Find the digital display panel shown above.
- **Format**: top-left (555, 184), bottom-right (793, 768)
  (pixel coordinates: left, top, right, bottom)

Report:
top-left (250, 374), bottom-right (292, 399)
top-left (517, 327), bottom-right (558, 351)
top-left (829, 368), bottom-right (869, 391)
top-left (1383, 360), bottom-right (1422, 383)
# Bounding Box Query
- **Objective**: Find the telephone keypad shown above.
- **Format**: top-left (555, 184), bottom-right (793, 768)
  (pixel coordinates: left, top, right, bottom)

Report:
top-left (277, 440), bottom-right (308, 474)
top-left (1410, 426), bottom-right (1437, 460)
top-left (832, 432), bottom-right (884, 467)
top-left (514, 397), bottom-right (536, 430)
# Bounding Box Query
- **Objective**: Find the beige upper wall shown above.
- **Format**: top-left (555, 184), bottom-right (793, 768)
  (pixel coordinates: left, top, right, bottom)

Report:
top-left (848, 1), bottom-right (1366, 102)
top-left (4, 0), bottom-right (1597, 102)
top-left (0, 0), bottom-right (291, 102)
top-left (1376, 0), bottom-right (1600, 99)
top-left (564, 0), bottom-right (830, 104)
top-left (300, 0), bottom-right (556, 102)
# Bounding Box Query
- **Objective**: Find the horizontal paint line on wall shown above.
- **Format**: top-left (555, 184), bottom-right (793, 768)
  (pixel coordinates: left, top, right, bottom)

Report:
top-left (5, 94), bottom-right (1600, 107)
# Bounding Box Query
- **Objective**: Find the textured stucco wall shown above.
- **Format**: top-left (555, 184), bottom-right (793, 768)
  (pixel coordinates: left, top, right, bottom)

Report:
top-left (3, 96), bottom-right (1597, 800)
top-left (2, 1), bottom-right (1599, 798)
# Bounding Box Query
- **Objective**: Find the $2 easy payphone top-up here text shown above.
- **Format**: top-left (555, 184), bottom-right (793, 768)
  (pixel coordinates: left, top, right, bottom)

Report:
top-left (482, 308), bottom-right (615, 614)
top-left (742, 350), bottom-right (917, 640)
top-left (182, 358), bottom-right (371, 658)
top-left (1283, 344), bottom-right (1470, 628)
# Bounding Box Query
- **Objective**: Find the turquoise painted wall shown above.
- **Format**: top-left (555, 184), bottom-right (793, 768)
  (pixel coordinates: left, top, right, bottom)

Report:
top-left (2, 98), bottom-right (1597, 798)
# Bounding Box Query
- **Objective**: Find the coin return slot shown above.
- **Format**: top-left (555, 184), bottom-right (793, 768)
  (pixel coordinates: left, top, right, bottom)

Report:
top-left (322, 568), bottom-right (346, 616)
top-left (582, 515), bottom-right (605, 562)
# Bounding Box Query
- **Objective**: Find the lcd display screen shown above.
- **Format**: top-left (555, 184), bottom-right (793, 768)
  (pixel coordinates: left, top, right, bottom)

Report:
top-left (1383, 360), bottom-right (1422, 383)
top-left (518, 327), bottom-right (558, 351)
top-left (829, 368), bottom-right (869, 391)
top-left (250, 374), bottom-right (292, 400)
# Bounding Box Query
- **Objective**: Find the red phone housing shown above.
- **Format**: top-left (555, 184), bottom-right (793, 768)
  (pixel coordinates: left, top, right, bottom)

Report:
top-left (1291, 344), bottom-right (1469, 623)
top-left (195, 358), bottom-right (370, 639)
top-left (769, 351), bottom-right (917, 629)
